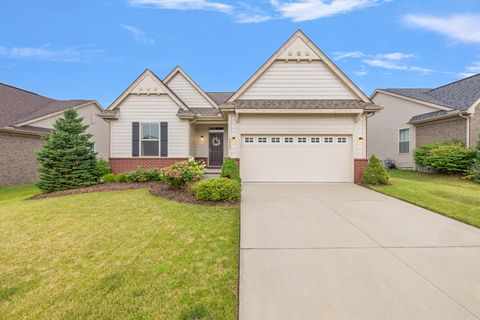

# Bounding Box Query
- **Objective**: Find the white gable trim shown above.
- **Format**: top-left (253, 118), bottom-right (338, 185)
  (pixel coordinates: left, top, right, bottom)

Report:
top-left (164, 66), bottom-right (218, 109)
top-left (13, 101), bottom-right (103, 127)
top-left (371, 89), bottom-right (452, 111)
top-left (227, 30), bottom-right (370, 103)
top-left (107, 69), bottom-right (189, 111)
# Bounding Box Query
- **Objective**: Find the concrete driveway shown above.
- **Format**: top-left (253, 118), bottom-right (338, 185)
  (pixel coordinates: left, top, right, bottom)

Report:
top-left (239, 183), bottom-right (480, 320)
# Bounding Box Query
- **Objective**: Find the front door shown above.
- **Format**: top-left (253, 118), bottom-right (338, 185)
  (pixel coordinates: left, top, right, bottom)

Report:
top-left (208, 131), bottom-right (224, 167)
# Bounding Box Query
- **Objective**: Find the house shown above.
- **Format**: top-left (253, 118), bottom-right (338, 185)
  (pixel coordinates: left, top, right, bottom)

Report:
top-left (0, 83), bottom-right (109, 186)
top-left (102, 30), bottom-right (381, 183)
top-left (369, 74), bottom-right (480, 168)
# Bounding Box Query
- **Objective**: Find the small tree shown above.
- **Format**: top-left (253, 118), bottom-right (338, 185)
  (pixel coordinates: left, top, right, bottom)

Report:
top-left (36, 109), bottom-right (97, 192)
top-left (361, 155), bottom-right (389, 185)
top-left (221, 158), bottom-right (241, 182)
top-left (474, 135), bottom-right (480, 183)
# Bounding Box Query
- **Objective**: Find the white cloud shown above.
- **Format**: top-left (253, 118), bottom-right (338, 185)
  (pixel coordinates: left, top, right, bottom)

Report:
top-left (120, 24), bottom-right (156, 45)
top-left (375, 52), bottom-right (416, 60)
top-left (332, 50), bottom-right (364, 61)
top-left (0, 44), bottom-right (104, 62)
top-left (128, 0), bottom-right (233, 13)
top-left (235, 14), bottom-right (271, 23)
top-left (363, 58), bottom-right (432, 73)
top-left (403, 14), bottom-right (480, 44)
top-left (271, 0), bottom-right (391, 22)
top-left (466, 61), bottom-right (480, 73)
top-left (354, 70), bottom-right (368, 76)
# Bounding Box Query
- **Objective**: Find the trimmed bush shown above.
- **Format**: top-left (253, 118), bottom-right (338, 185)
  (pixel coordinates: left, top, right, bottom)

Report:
top-left (159, 159), bottom-right (205, 189)
top-left (361, 155), bottom-right (389, 185)
top-left (195, 178), bottom-right (241, 202)
top-left (114, 173), bottom-right (128, 183)
top-left (103, 173), bottom-right (115, 183)
top-left (94, 159), bottom-right (111, 179)
top-left (414, 142), bottom-right (475, 174)
top-left (126, 167), bottom-right (160, 183)
top-left (221, 158), bottom-right (241, 182)
top-left (36, 109), bottom-right (97, 192)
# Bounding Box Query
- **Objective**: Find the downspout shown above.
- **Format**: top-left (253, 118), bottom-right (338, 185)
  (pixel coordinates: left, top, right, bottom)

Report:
top-left (459, 113), bottom-right (471, 147)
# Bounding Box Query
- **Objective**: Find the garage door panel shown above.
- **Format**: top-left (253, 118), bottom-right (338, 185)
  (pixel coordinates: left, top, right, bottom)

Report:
top-left (241, 135), bottom-right (352, 182)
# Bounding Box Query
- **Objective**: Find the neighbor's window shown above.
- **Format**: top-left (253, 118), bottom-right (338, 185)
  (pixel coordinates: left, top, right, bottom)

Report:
top-left (141, 123), bottom-right (159, 156)
top-left (399, 128), bottom-right (410, 154)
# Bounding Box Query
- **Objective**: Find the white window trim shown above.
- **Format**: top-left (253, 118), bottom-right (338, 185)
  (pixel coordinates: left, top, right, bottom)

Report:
top-left (398, 127), bottom-right (411, 154)
top-left (141, 122), bottom-right (160, 157)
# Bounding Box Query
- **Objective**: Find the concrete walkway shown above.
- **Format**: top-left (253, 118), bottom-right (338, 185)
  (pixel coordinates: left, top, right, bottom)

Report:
top-left (239, 183), bottom-right (480, 320)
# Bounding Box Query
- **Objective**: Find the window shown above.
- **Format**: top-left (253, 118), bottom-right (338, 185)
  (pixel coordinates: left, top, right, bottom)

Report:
top-left (271, 137), bottom-right (281, 143)
top-left (337, 137), bottom-right (347, 144)
top-left (284, 137), bottom-right (293, 143)
top-left (311, 137), bottom-right (320, 143)
top-left (258, 137), bottom-right (267, 143)
top-left (324, 137), bottom-right (333, 143)
top-left (244, 137), bottom-right (254, 143)
top-left (399, 128), bottom-right (410, 154)
top-left (141, 123), bottom-right (159, 156)
top-left (298, 137), bottom-right (307, 143)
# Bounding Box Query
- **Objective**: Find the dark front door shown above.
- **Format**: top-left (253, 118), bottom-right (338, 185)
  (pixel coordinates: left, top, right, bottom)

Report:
top-left (208, 132), bottom-right (224, 167)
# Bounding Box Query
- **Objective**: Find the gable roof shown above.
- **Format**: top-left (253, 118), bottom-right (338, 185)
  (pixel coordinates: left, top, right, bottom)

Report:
top-left (381, 73), bottom-right (480, 112)
top-left (227, 30), bottom-right (371, 103)
top-left (163, 66), bottom-right (218, 108)
top-left (107, 69), bottom-right (189, 111)
top-left (0, 83), bottom-right (97, 127)
top-left (206, 92), bottom-right (234, 105)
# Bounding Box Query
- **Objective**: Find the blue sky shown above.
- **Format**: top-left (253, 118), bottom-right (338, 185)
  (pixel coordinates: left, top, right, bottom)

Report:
top-left (1, 0), bottom-right (480, 107)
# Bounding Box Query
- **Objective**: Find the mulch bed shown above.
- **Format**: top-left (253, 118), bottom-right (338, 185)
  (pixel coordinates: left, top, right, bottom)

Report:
top-left (29, 182), bottom-right (239, 206)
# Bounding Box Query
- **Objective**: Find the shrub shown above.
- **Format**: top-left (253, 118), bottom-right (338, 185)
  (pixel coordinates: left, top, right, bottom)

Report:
top-left (103, 173), bottom-right (115, 183)
top-left (94, 159), bottom-right (111, 178)
top-left (474, 135), bottom-right (480, 183)
top-left (36, 109), bottom-right (97, 192)
top-left (126, 167), bottom-right (160, 183)
top-left (361, 155), bottom-right (389, 185)
top-left (221, 158), bottom-right (241, 182)
top-left (414, 142), bottom-right (475, 174)
top-left (159, 159), bottom-right (205, 189)
top-left (114, 173), bottom-right (128, 183)
top-left (195, 178), bottom-right (241, 202)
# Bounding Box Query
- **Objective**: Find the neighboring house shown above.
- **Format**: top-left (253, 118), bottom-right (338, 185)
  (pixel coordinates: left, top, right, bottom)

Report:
top-left (101, 30), bottom-right (380, 183)
top-left (0, 83), bottom-right (109, 186)
top-left (369, 74), bottom-right (480, 168)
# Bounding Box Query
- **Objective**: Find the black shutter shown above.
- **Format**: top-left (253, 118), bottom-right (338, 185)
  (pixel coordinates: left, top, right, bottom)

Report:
top-left (160, 122), bottom-right (168, 157)
top-left (132, 122), bottom-right (140, 157)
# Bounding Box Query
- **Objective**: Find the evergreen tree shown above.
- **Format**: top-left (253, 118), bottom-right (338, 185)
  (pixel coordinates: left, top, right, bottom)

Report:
top-left (361, 155), bottom-right (389, 185)
top-left (36, 109), bottom-right (97, 192)
top-left (474, 134), bottom-right (480, 183)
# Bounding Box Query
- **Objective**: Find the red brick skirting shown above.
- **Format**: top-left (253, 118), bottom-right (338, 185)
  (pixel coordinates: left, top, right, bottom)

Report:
top-left (354, 158), bottom-right (368, 184)
top-left (109, 157), bottom-right (188, 173)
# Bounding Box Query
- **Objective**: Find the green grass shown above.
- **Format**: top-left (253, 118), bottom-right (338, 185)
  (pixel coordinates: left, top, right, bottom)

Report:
top-left (372, 170), bottom-right (480, 228)
top-left (0, 185), bottom-right (239, 319)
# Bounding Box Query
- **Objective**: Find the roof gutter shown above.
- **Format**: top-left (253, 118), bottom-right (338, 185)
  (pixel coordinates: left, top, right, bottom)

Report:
top-left (409, 110), bottom-right (463, 125)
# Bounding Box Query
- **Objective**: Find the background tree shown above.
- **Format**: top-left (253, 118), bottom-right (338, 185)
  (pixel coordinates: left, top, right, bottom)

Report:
top-left (474, 135), bottom-right (480, 183)
top-left (36, 109), bottom-right (97, 192)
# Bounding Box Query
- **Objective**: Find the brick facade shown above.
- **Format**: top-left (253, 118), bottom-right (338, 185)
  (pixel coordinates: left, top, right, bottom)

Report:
top-left (0, 132), bottom-right (45, 186)
top-left (109, 157), bottom-right (188, 173)
top-left (354, 158), bottom-right (368, 184)
top-left (415, 118), bottom-right (467, 147)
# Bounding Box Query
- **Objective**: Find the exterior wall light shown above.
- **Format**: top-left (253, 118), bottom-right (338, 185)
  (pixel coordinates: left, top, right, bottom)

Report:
top-left (358, 137), bottom-right (364, 142)
top-left (200, 135), bottom-right (204, 142)
top-left (231, 137), bottom-right (236, 145)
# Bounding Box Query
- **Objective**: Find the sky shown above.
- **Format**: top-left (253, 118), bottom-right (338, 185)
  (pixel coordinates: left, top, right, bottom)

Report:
top-left (1, 0), bottom-right (480, 108)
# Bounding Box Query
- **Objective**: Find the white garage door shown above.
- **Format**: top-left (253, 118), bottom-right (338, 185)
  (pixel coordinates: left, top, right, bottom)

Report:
top-left (241, 135), bottom-right (353, 182)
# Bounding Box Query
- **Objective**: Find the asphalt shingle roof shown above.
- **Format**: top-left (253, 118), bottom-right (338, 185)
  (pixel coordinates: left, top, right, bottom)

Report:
top-left (228, 99), bottom-right (374, 109)
top-left (205, 92), bottom-right (234, 105)
top-left (0, 83), bottom-right (92, 127)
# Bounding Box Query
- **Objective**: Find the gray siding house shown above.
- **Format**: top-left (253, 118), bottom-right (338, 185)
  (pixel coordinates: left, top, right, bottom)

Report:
top-left (0, 83), bottom-right (109, 186)
top-left (368, 74), bottom-right (480, 168)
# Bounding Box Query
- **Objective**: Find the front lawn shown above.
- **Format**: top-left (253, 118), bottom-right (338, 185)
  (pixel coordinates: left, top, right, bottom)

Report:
top-left (0, 185), bottom-right (239, 319)
top-left (372, 170), bottom-right (480, 228)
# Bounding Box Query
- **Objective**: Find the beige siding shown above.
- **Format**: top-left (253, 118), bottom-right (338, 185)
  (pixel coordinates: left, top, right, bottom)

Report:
top-left (238, 61), bottom-right (356, 100)
top-left (369, 92), bottom-right (442, 168)
top-left (29, 103), bottom-right (110, 159)
top-left (470, 105), bottom-right (480, 147)
top-left (166, 73), bottom-right (213, 108)
top-left (228, 113), bottom-right (239, 158)
top-left (110, 95), bottom-right (189, 157)
top-left (230, 113), bottom-right (366, 159)
top-left (190, 124), bottom-right (228, 160)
